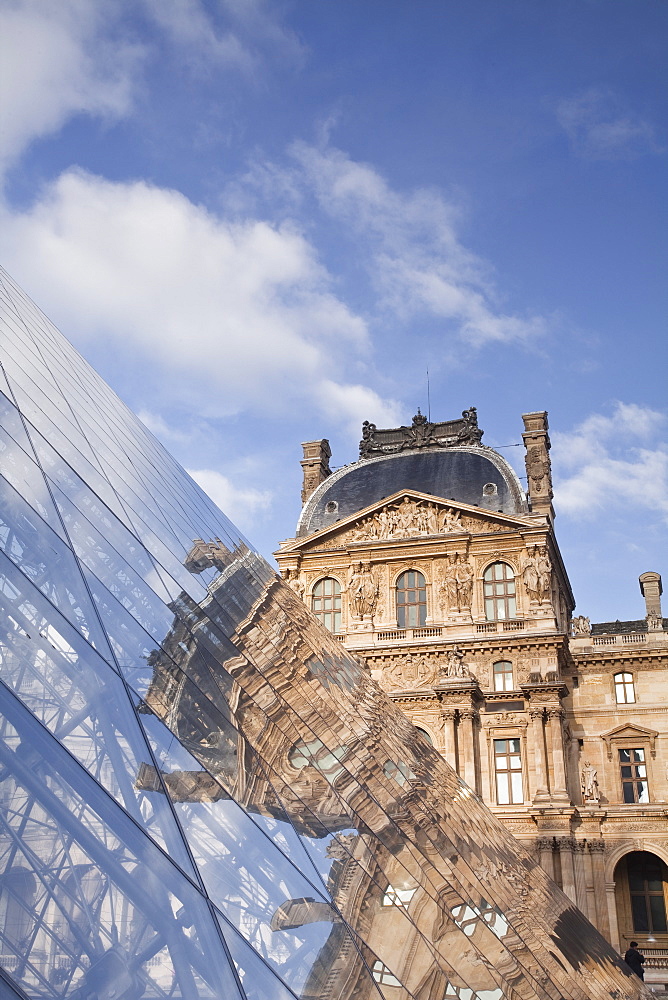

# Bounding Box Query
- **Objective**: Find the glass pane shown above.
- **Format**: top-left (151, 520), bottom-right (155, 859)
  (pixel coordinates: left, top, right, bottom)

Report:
top-left (637, 781), bottom-right (649, 803)
top-left (496, 773), bottom-right (510, 805)
top-left (649, 895), bottom-right (668, 933)
top-left (623, 783), bottom-right (636, 803)
top-left (631, 895), bottom-right (649, 932)
top-left (511, 772), bottom-right (523, 803)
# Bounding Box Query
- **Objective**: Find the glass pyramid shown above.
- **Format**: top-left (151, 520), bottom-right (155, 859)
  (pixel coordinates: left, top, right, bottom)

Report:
top-left (0, 266), bottom-right (647, 1000)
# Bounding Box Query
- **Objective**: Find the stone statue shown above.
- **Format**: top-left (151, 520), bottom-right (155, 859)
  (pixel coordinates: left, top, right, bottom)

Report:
top-left (458, 406), bottom-right (483, 445)
top-left (523, 545), bottom-right (551, 603)
top-left (440, 645), bottom-right (469, 678)
top-left (348, 561), bottom-right (378, 617)
top-left (284, 568), bottom-right (305, 599)
top-left (359, 420), bottom-right (377, 458)
top-left (439, 556), bottom-right (459, 613)
top-left (454, 555), bottom-right (474, 611)
top-left (537, 546), bottom-right (552, 602)
top-left (571, 615), bottom-right (591, 636)
top-left (440, 507), bottom-right (462, 532)
top-left (581, 761), bottom-right (600, 803)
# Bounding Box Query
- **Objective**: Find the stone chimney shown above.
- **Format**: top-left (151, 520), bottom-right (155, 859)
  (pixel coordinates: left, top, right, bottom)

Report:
top-left (522, 411), bottom-right (554, 519)
top-left (300, 439), bottom-right (331, 505)
top-left (639, 571), bottom-right (663, 630)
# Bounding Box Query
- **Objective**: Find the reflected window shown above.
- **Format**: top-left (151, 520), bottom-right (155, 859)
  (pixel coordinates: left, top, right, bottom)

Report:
top-left (312, 578), bottom-right (342, 633)
top-left (614, 672), bottom-right (635, 704)
top-left (372, 961), bottom-right (402, 987)
top-left (383, 760), bottom-right (416, 787)
top-left (288, 738), bottom-right (348, 783)
top-left (627, 853), bottom-right (668, 933)
top-left (396, 570), bottom-right (427, 628)
top-left (493, 661), bottom-right (514, 692)
top-left (483, 563), bottom-right (516, 621)
top-left (619, 748), bottom-right (649, 803)
top-left (494, 738), bottom-right (523, 804)
top-left (382, 886), bottom-right (416, 908)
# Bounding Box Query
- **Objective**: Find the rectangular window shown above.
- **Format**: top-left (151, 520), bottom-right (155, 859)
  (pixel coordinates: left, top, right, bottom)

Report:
top-left (494, 738), bottom-right (523, 804)
top-left (619, 748), bottom-right (649, 803)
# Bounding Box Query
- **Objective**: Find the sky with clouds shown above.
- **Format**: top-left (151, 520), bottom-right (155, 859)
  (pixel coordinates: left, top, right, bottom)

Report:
top-left (0, 0), bottom-right (666, 621)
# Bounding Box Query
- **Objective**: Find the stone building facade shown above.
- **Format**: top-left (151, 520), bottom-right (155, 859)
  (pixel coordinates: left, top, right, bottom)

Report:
top-left (276, 408), bottom-right (668, 989)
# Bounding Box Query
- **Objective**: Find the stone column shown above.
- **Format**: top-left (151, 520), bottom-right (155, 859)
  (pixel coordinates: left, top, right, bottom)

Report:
top-left (440, 709), bottom-right (458, 771)
top-left (536, 837), bottom-right (555, 880)
top-left (557, 838), bottom-right (577, 904)
top-left (589, 842), bottom-right (610, 938)
top-left (573, 841), bottom-right (588, 912)
top-left (546, 708), bottom-right (570, 803)
top-left (605, 880), bottom-right (621, 952)
top-left (529, 708), bottom-right (550, 803)
top-left (458, 709), bottom-right (479, 793)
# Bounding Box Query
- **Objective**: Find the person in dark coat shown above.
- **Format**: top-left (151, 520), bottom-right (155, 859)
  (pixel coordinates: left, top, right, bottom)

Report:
top-left (624, 941), bottom-right (645, 980)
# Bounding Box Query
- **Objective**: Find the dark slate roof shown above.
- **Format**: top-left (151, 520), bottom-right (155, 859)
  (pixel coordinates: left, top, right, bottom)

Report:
top-left (590, 619), bottom-right (668, 635)
top-left (297, 447), bottom-right (526, 537)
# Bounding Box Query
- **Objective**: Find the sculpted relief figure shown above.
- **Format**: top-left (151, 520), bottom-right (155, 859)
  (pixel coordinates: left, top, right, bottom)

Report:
top-left (385, 653), bottom-right (436, 690)
top-left (284, 568), bottom-right (305, 599)
top-left (581, 761), bottom-right (600, 803)
top-left (349, 498), bottom-right (466, 544)
top-left (440, 645), bottom-right (470, 679)
top-left (348, 561), bottom-right (378, 618)
top-left (439, 554), bottom-right (474, 614)
top-left (571, 615), bottom-right (591, 636)
top-left (522, 545), bottom-right (552, 603)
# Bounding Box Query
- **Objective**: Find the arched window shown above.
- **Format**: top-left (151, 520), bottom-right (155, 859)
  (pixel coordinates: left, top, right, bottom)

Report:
top-left (614, 672), bottom-right (635, 704)
top-left (626, 852), bottom-right (668, 934)
top-left (312, 578), bottom-right (341, 633)
top-left (483, 562), bottom-right (516, 621)
top-left (415, 727), bottom-right (434, 745)
top-left (396, 570), bottom-right (427, 628)
top-left (493, 661), bottom-right (514, 692)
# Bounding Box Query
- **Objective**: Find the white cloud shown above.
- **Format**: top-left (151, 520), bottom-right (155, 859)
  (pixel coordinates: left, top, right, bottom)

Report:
top-left (141, 0), bottom-right (256, 75)
top-left (289, 142), bottom-right (546, 346)
top-left (138, 409), bottom-right (191, 443)
top-left (187, 468), bottom-right (271, 531)
top-left (552, 403), bottom-right (668, 520)
top-left (0, 168), bottom-right (394, 427)
top-left (0, 0), bottom-right (141, 176)
top-left (556, 89), bottom-right (662, 160)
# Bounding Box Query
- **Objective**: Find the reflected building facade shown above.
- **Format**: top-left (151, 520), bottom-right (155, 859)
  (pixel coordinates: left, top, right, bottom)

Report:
top-left (0, 266), bottom-right (652, 999)
top-left (277, 413), bottom-right (668, 990)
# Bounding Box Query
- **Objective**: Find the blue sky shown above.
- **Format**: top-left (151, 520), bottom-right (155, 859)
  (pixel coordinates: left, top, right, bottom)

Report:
top-left (0, 0), bottom-right (666, 622)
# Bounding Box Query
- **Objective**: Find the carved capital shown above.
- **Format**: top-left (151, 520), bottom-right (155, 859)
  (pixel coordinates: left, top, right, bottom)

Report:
top-left (556, 837), bottom-right (576, 853)
top-left (536, 837), bottom-right (555, 852)
top-left (459, 709), bottom-right (479, 724)
top-left (529, 708), bottom-right (545, 721)
top-left (440, 709), bottom-right (457, 723)
top-left (546, 708), bottom-right (564, 722)
top-left (588, 841), bottom-right (606, 854)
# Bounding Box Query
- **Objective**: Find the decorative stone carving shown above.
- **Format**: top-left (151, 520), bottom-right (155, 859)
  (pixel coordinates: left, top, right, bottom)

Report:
top-left (439, 645), bottom-right (470, 679)
top-left (284, 568), bottom-right (305, 598)
top-left (348, 496), bottom-right (465, 544)
top-left (581, 761), bottom-right (600, 803)
top-left (522, 545), bottom-right (552, 603)
top-left (438, 553), bottom-right (474, 615)
top-left (383, 653), bottom-right (437, 690)
top-left (646, 611), bottom-right (664, 632)
top-left (358, 407), bottom-right (484, 459)
top-left (326, 833), bottom-right (358, 859)
top-left (347, 561), bottom-right (378, 618)
top-left (571, 615), bottom-right (591, 636)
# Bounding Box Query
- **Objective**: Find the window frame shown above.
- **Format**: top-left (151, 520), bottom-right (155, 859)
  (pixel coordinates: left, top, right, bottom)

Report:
top-left (618, 746), bottom-right (650, 804)
top-left (493, 660), bottom-right (514, 692)
top-left (492, 736), bottom-right (524, 805)
top-left (626, 852), bottom-right (668, 935)
top-left (614, 671), bottom-right (636, 704)
top-left (395, 569), bottom-right (427, 629)
top-left (483, 562), bottom-right (517, 621)
top-left (311, 576), bottom-right (342, 633)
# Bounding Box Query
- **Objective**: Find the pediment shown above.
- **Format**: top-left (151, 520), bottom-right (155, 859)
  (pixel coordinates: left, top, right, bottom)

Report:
top-left (282, 489), bottom-right (535, 553)
top-left (601, 724), bottom-right (658, 760)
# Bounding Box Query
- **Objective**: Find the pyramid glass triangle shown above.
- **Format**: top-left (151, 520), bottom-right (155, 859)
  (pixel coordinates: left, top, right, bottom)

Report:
top-left (0, 266), bottom-right (648, 999)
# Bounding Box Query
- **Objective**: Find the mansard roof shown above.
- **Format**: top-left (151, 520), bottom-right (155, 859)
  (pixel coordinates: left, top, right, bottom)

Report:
top-left (297, 442), bottom-right (528, 538)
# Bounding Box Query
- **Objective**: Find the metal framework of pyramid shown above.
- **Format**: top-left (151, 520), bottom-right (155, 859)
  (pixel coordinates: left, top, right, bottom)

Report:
top-left (0, 266), bottom-right (648, 1000)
